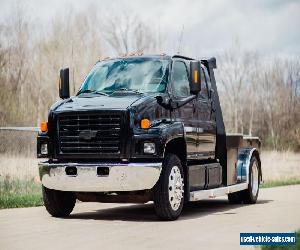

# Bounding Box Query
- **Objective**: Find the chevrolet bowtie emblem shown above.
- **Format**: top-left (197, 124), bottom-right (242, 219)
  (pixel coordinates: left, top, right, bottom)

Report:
top-left (79, 130), bottom-right (98, 140)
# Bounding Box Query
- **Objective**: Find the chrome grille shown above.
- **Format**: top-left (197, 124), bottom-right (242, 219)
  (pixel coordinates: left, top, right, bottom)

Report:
top-left (57, 113), bottom-right (121, 155)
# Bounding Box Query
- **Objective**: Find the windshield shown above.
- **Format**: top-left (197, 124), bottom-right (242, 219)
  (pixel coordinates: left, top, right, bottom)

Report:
top-left (78, 57), bottom-right (170, 95)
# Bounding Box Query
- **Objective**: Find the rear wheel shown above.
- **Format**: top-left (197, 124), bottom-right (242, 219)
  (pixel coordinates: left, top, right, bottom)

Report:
top-left (228, 156), bottom-right (260, 204)
top-left (243, 157), bottom-right (260, 204)
top-left (153, 154), bottom-right (184, 220)
top-left (228, 191), bottom-right (243, 204)
top-left (42, 185), bottom-right (76, 217)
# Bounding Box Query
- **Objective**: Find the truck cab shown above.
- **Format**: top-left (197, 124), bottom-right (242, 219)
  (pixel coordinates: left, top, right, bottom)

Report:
top-left (38, 54), bottom-right (262, 220)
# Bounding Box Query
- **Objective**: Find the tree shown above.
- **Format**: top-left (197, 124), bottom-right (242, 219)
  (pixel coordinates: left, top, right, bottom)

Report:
top-left (102, 11), bottom-right (156, 55)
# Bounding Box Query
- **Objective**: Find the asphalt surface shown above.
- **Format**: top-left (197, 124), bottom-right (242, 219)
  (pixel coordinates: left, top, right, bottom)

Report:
top-left (1, 185), bottom-right (299, 250)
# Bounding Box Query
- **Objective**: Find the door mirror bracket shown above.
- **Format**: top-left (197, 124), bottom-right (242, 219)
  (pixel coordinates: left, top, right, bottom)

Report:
top-left (171, 95), bottom-right (197, 109)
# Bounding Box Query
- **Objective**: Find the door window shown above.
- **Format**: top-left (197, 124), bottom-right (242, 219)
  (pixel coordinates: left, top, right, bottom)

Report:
top-left (172, 61), bottom-right (190, 98)
top-left (203, 67), bottom-right (212, 97)
top-left (199, 68), bottom-right (208, 99)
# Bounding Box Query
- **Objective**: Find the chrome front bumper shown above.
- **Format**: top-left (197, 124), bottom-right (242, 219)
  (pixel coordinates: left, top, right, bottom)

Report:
top-left (39, 161), bottom-right (162, 192)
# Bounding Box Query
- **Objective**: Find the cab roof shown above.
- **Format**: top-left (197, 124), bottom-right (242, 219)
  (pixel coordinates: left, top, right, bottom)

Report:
top-left (98, 54), bottom-right (216, 68)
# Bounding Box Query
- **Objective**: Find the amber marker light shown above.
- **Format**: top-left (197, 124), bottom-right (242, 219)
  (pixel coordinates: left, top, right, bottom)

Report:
top-left (40, 121), bottom-right (48, 132)
top-left (194, 70), bottom-right (198, 83)
top-left (141, 119), bottom-right (151, 129)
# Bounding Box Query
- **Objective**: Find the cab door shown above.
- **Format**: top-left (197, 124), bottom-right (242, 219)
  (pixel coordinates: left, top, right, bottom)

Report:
top-left (196, 66), bottom-right (216, 159)
top-left (171, 60), bottom-right (199, 159)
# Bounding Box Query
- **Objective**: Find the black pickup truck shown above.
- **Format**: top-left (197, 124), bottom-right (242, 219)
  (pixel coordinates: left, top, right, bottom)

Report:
top-left (37, 54), bottom-right (262, 220)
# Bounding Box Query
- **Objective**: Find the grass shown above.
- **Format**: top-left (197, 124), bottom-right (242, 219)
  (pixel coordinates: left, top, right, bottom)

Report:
top-left (0, 152), bottom-right (43, 209)
top-left (0, 193), bottom-right (42, 209)
top-left (261, 178), bottom-right (300, 189)
top-left (261, 151), bottom-right (300, 181)
top-left (0, 178), bottom-right (43, 209)
top-left (260, 230), bottom-right (300, 250)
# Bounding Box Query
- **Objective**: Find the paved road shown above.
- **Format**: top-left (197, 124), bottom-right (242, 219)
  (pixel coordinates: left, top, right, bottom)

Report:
top-left (1, 185), bottom-right (299, 250)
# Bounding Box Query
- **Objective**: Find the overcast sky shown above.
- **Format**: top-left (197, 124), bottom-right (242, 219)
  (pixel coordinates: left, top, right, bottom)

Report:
top-left (0, 0), bottom-right (299, 57)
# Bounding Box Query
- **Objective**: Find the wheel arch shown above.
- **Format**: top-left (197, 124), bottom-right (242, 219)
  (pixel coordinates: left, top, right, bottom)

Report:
top-left (164, 137), bottom-right (187, 166)
top-left (237, 148), bottom-right (262, 184)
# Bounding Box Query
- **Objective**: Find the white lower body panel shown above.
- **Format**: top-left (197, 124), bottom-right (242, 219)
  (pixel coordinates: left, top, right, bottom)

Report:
top-left (189, 183), bottom-right (248, 201)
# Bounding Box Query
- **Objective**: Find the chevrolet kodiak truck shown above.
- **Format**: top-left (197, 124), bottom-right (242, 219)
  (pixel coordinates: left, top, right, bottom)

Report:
top-left (37, 54), bottom-right (262, 220)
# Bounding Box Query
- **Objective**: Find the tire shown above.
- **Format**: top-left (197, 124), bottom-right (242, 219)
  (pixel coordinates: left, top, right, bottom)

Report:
top-left (228, 192), bottom-right (243, 204)
top-left (42, 185), bottom-right (76, 217)
top-left (227, 156), bottom-right (260, 204)
top-left (242, 156), bottom-right (260, 204)
top-left (153, 154), bottom-right (185, 220)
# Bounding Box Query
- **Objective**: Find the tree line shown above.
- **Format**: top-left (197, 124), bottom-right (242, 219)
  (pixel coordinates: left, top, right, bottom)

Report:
top-left (0, 5), bottom-right (299, 151)
top-left (217, 44), bottom-right (300, 150)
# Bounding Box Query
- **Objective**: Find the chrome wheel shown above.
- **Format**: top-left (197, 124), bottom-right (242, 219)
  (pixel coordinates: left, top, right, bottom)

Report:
top-left (251, 161), bottom-right (259, 197)
top-left (168, 165), bottom-right (184, 211)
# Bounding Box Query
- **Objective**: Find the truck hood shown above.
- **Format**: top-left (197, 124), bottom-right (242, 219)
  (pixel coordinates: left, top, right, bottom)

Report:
top-left (53, 94), bottom-right (145, 112)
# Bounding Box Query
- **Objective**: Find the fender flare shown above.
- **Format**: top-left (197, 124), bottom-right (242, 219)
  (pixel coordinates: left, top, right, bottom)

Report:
top-left (237, 148), bottom-right (262, 184)
top-left (160, 122), bottom-right (186, 158)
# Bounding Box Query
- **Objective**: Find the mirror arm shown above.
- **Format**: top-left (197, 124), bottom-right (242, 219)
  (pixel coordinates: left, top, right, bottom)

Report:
top-left (156, 95), bottom-right (196, 110)
top-left (171, 95), bottom-right (196, 109)
top-left (156, 95), bottom-right (172, 110)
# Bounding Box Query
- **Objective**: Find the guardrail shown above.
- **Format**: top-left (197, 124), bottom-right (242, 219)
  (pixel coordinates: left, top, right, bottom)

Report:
top-left (0, 127), bottom-right (39, 132)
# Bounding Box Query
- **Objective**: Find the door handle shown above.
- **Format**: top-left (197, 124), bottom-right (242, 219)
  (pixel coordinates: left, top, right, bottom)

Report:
top-left (211, 100), bottom-right (216, 113)
top-left (192, 99), bottom-right (196, 113)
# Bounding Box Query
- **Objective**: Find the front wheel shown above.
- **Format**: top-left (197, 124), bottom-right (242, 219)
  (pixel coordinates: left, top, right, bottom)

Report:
top-left (153, 154), bottom-right (184, 220)
top-left (42, 185), bottom-right (76, 217)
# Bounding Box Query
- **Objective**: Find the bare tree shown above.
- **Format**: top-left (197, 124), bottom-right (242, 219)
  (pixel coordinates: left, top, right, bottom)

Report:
top-left (217, 41), bottom-right (255, 134)
top-left (102, 12), bottom-right (156, 55)
top-left (218, 44), bottom-right (300, 150)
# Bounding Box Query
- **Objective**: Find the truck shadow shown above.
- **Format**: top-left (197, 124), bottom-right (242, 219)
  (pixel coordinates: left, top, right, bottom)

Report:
top-left (67, 199), bottom-right (273, 222)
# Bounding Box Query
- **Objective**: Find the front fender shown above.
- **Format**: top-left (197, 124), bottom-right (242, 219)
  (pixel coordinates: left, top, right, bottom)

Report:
top-left (131, 121), bottom-right (185, 159)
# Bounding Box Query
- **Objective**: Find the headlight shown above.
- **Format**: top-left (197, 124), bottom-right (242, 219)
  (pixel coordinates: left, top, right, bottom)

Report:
top-left (40, 143), bottom-right (48, 155)
top-left (144, 142), bottom-right (155, 154)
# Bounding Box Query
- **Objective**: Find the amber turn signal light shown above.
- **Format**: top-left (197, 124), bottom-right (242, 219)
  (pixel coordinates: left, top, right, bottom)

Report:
top-left (141, 119), bottom-right (150, 129)
top-left (40, 121), bottom-right (48, 132)
top-left (193, 70), bottom-right (198, 83)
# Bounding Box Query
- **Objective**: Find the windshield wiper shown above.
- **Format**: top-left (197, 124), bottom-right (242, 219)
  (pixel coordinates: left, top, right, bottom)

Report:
top-left (77, 89), bottom-right (108, 96)
top-left (112, 88), bottom-right (144, 94)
